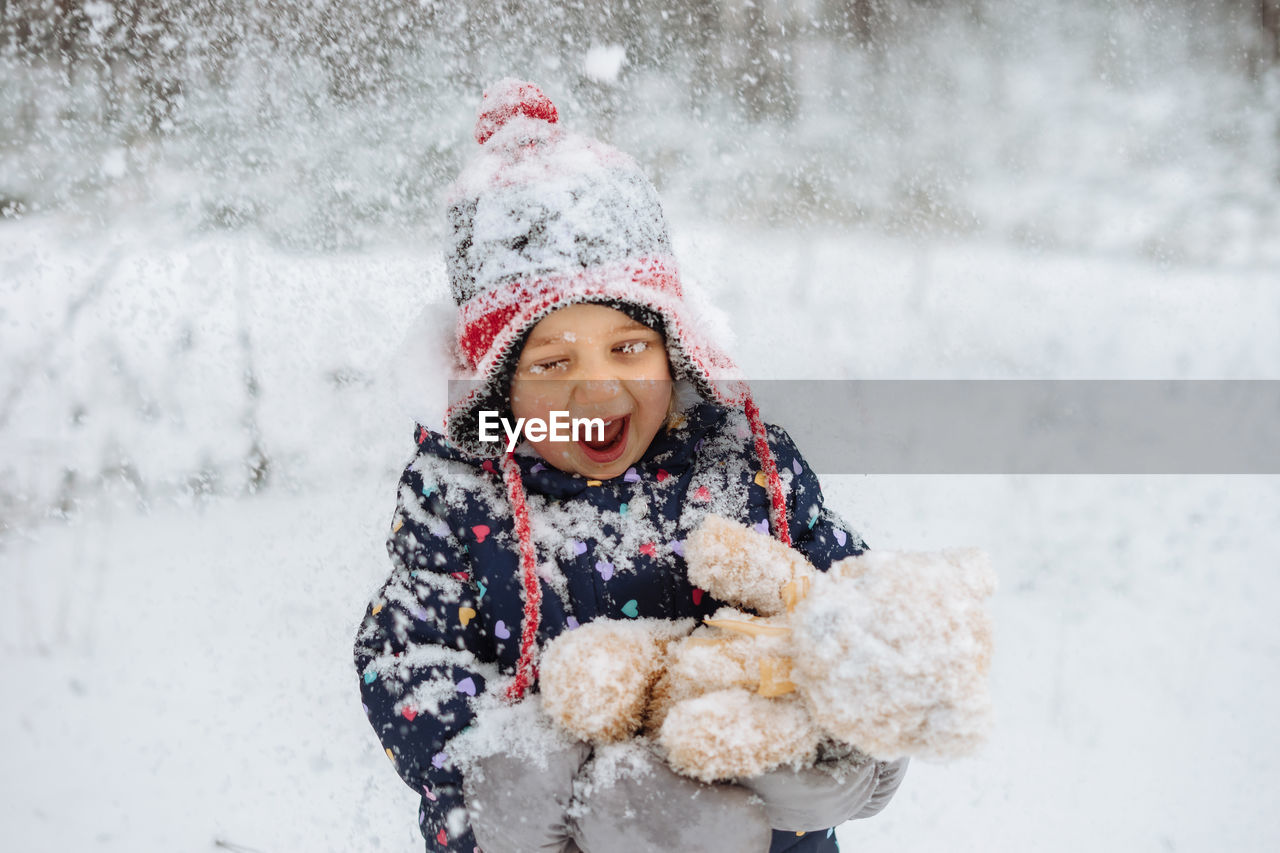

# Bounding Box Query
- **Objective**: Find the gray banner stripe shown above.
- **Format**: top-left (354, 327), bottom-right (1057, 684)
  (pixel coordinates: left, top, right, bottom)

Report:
top-left (446, 380), bottom-right (1280, 473)
top-left (747, 380), bottom-right (1280, 474)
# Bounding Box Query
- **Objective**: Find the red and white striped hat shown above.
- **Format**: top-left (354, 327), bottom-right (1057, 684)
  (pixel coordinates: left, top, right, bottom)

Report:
top-left (441, 78), bottom-right (751, 455)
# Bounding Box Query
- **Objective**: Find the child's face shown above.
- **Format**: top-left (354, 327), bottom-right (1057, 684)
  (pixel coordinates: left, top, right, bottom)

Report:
top-left (510, 303), bottom-right (673, 480)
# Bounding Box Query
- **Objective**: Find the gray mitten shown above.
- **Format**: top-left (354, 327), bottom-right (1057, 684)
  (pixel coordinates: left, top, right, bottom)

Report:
top-left (854, 757), bottom-right (909, 819)
top-left (570, 741), bottom-right (773, 853)
top-left (463, 737), bottom-right (591, 850)
top-left (462, 740), bottom-right (592, 853)
top-left (739, 750), bottom-right (910, 832)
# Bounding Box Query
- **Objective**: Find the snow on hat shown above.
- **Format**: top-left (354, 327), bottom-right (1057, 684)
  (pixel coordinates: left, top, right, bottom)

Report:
top-left (442, 78), bottom-right (749, 456)
top-left (439, 80), bottom-right (793, 701)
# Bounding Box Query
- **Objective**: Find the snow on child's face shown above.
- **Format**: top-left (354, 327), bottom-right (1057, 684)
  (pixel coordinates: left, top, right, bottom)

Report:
top-left (510, 303), bottom-right (673, 480)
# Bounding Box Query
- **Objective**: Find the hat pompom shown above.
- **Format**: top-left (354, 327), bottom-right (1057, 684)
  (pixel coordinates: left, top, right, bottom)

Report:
top-left (474, 79), bottom-right (559, 145)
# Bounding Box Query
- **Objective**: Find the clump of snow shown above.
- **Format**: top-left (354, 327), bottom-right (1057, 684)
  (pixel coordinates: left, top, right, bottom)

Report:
top-left (392, 292), bottom-right (464, 434)
top-left (567, 739), bottom-right (660, 814)
top-left (361, 644), bottom-right (498, 709)
top-left (684, 513), bottom-right (811, 616)
top-left (583, 45), bottom-right (627, 85)
top-left (538, 514), bottom-right (994, 781)
top-left (527, 484), bottom-right (663, 602)
top-left (540, 617), bottom-right (695, 742)
top-left (659, 687), bottom-right (817, 783)
top-left (445, 806), bottom-right (470, 840)
top-left (647, 613), bottom-right (764, 728)
top-left (795, 548), bottom-right (997, 761)
top-left (448, 693), bottom-right (582, 772)
top-left (100, 148), bottom-right (127, 180)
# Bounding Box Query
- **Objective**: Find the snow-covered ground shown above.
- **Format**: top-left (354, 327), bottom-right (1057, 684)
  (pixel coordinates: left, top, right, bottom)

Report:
top-left (2, 214), bottom-right (1277, 851)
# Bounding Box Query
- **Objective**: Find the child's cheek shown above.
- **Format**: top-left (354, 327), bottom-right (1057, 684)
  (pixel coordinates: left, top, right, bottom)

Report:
top-left (510, 378), bottom-right (570, 423)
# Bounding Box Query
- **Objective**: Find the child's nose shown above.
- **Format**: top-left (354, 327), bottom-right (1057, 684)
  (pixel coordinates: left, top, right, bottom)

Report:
top-left (568, 348), bottom-right (624, 393)
top-left (571, 377), bottom-right (623, 405)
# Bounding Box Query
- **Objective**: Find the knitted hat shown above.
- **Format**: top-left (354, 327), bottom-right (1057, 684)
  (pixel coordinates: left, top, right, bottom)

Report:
top-left (438, 80), bottom-right (792, 700)
top-left (442, 78), bottom-right (749, 456)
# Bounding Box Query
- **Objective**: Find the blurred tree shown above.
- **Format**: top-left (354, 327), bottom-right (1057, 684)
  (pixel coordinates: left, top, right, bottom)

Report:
top-left (1260, 0), bottom-right (1280, 62)
top-left (852, 0), bottom-right (878, 46)
top-left (52, 0), bottom-right (88, 67)
top-left (821, 0), bottom-right (885, 49)
top-left (688, 0), bottom-right (724, 106)
top-left (725, 0), bottom-right (798, 122)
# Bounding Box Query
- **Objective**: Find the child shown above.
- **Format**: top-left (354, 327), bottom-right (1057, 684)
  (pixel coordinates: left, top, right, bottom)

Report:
top-left (354, 79), bottom-right (907, 853)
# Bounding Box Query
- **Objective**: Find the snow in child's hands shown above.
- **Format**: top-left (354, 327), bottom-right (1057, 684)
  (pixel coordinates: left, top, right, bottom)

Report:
top-left (538, 514), bottom-right (997, 782)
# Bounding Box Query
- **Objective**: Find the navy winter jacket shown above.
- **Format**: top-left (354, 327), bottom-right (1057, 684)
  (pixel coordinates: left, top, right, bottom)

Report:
top-left (354, 399), bottom-right (868, 851)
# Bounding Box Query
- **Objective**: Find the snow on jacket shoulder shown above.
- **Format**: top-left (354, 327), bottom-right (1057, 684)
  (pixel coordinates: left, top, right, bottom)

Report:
top-left (354, 399), bottom-right (867, 851)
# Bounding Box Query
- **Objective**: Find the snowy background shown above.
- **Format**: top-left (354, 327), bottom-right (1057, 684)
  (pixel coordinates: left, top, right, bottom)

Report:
top-left (3, 1), bottom-right (1279, 850)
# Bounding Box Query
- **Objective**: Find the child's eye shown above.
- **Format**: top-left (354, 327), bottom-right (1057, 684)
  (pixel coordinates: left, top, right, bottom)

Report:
top-left (614, 341), bottom-right (650, 355)
top-left (527, 359), bottom-right (567, 375)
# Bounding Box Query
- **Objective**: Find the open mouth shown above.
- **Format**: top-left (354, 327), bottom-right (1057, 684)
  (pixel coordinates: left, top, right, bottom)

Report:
top-left (577, 414), bottom-right (630, 464)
